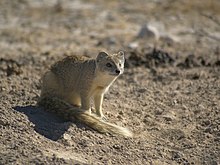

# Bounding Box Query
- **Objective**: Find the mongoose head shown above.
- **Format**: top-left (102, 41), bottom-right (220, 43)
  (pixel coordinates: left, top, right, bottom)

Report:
top-left (96, 51), bottom-right (125, 76)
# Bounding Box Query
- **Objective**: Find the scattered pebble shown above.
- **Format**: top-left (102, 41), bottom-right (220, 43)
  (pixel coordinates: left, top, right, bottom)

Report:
top-left (137, 24), bottom-right (159, 40)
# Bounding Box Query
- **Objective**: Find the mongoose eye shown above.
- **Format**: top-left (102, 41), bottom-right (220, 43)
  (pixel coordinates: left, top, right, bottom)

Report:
top-left (106, 63), bottom-right (112, 67)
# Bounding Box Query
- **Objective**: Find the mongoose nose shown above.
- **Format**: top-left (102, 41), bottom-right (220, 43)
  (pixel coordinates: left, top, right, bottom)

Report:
top-left (115, 70), bottom-right (120, 74)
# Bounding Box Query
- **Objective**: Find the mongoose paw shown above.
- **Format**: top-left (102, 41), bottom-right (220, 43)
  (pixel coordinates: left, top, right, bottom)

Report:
top-left (91, 107), bottom-right (96, 113)
top-left (100, 115), bottom-right (108, 121)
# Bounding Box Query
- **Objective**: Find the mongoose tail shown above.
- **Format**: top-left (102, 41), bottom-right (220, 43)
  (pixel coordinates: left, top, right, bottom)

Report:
top-left (38, 97), bottom-right (133, 138)
top-left (77, 113), bottom-right (133, 138)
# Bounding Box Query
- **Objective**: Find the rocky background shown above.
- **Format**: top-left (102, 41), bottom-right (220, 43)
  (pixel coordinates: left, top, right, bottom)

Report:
top-left (0, 0), bottom-right (220, 164)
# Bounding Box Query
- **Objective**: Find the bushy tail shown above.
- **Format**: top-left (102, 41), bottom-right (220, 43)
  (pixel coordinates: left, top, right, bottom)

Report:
top-left (77, 113), bottom-right (133, 137)
top-left (38, 97), bottom-right (133, 138)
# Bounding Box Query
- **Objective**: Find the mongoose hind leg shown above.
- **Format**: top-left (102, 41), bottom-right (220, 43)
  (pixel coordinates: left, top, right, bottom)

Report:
top-left (40, 71), bottom-right (60, 98)
top-left (68, 94), bottom-right (81, 107)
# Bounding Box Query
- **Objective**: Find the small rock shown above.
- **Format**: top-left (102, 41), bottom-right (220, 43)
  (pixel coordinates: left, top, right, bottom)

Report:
top-left (143, 155), bottom-right (148, 160)
top-left (137, 88), bottom-right (147, 93)
top-left (162, 111), bottom-right (176, 121)
top-left (1, 87), bottom-right (6, 91)
top-left (155, 108), bottom-right (164, 115)
top-left (63, 133), bottom-right (72, 141)
top-left (112, 144), bottom-right (121, 150)
top-left (0, 119), bottom-right (7, 126)
top-left (171, 151), bottom-right (182, 159)
top-left (173, 99), bottom-right (178, 105)
top-left (137, 24), bottom-right (159, 40)
top-left (118, 111), bottom-right (123, 115)
top-left (204, 127), bottom-right (212, 133)
top-left (203, 120), bottom-right (211, 126)
top-left (128, 42), bottom-right (139, 49)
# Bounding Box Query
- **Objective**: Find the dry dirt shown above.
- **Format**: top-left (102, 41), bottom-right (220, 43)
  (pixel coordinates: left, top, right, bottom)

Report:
top-left (0, 0), bottom-right (220, 164)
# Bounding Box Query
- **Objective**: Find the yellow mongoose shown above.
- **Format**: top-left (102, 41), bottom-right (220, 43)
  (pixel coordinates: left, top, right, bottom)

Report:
top-left (38, 51), bottom-right (133, 137)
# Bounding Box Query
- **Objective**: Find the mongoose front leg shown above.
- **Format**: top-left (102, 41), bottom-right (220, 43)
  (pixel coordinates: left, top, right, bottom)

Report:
top-left (94, 94), bottom-right (106, 120)
top-left (81, 96), bottom-right (91, 115)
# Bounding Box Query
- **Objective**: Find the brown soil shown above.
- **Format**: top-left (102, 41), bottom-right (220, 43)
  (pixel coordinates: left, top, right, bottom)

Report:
top-left (0, 0), bottom-right (219, 164)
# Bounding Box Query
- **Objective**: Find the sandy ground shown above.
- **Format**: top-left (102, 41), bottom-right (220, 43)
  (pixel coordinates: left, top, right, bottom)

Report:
top-left (0, 0), bottom-right (220, 164)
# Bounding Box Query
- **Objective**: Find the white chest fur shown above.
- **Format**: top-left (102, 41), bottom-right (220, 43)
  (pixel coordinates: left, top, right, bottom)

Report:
top-left (91, 71), bottom-right (117, 94)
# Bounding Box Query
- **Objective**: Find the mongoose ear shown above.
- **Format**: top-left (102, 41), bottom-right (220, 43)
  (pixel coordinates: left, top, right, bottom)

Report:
top-left (97, 52), bottom-right (108, 62)
top-left (117, 51), bottom-right (125, 62)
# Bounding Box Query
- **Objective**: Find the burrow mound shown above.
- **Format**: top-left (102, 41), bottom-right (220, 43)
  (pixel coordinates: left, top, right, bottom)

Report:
top-left (125, 48), bottom-right (220, 69)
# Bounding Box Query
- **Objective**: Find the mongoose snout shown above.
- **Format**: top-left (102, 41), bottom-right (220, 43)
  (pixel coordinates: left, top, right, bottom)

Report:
top-left (115, 69), bottom-right (120, 75)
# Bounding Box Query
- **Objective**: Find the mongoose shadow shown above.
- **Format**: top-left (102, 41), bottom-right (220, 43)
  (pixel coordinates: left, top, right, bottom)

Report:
top-left (14, 105), bottom-right (76, 141)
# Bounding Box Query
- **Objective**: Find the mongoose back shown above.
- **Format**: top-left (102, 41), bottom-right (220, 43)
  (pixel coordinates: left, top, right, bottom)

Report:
top-left (38, 51), bottom-right (133, 137)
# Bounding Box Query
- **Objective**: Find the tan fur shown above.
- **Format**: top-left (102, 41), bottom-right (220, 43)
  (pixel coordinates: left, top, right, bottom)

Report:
top-left (38, 51), bottom-right (133, 137)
